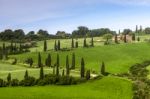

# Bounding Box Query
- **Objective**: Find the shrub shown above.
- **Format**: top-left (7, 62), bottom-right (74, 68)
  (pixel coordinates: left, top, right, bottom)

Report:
top-left (11, 79), bottom-right (19, 86)
top-left (19, 76), bottom-right (36, 86)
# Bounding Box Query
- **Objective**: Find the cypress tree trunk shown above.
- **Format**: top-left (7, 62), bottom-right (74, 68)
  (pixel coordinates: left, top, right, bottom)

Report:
top-left (132, 33), bottom-right (135, 41)
top-left (38, 52), bottom-right (42, 67)
top-left (66, 55), bottom-right (70, 76)
top-left (81, 58), bottom-right (85, 78)
top-left (62, 69), bottom-right (65, 76)
top-left (86, 70), bottom-right (90, 80)
top-left (56, 54), bottom-right (59, 76)
top-left (71, 53), bottom-right (75, 69)
top-left (44, 40), bottom-right (47, 52)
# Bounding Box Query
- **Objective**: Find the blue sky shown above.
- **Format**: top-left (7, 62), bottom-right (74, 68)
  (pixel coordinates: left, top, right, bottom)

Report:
top-left (0, 0), bottom-right (150, 34)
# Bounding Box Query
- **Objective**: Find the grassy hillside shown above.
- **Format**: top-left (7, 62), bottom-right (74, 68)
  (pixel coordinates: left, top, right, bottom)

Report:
top-left (9, 42), bottom-right (150, 74)
top-left (0, 76), bottom-right (133, 99)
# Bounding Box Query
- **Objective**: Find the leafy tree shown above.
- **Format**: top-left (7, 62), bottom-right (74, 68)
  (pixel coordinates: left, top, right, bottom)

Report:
top-left (40, 65), bottom-right (44, 79)
top-left (71, 38), bottom-right (74, 48)
top-left (56, 54), bottom-right (60, 76)
top-left (103, 33), bottom-right (113, 43)
top-left (123, 29), bottom-right (132, 34)
top-left (72, 26), bottom-right (89, 37)
top-left (24, 70), bottom-right (29, 79)
top-left (145, 27), bottom-right (150, 34)
top-left (101, 62), bottom-right (105, 75)
top-left (66, 55), bottom-right (70, 76)
top-left (81, 58), bottom-right (85, 78)
top-left (38, 52), bottom-right (42, 67)
top-left (86, 70), bottom-right (90, 80)
top-left (43, 40), bottom-right (47, 52)
top-left (71, 53), bottom-right (75, 69)
top-left (29, 58), bottom-right (33, 67)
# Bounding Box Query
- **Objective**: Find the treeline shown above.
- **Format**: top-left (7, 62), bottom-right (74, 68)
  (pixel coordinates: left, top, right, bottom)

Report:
top-left (1, 25), bottom-right (150, 41)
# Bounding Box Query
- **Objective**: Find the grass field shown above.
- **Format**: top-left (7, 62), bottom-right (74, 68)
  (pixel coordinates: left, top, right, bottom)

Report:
top-left (1, 36), bottom-right (150, 99)
top-left (0, 76), bottom-right (133, 99)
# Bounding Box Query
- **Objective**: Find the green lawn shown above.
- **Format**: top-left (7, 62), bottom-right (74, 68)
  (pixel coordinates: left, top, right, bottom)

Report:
top-left (0, 76), bottom-right (133, 99)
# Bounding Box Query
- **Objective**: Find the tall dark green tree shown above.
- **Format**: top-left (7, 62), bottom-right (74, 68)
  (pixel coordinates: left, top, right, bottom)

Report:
top-left (66, 55), bottom-right (70, 76)
top-left (56, 54), bottom-right (59, 76)
top-left (132, 33), bottom-right (136, 41)
top-left (45, 53), bottom-right (51, 67)
top-left (81, 58), bottom-right (85, 78)
top-left (71, 53), bottom-right (75, 69)
top-left (38, 52), bottom-right (42, 67)
top-left (10, 41), bottom-right (13, 53)
top-left (86, 70), bottom-right (90, 80)
top-left (40, 65), bottom-right (44, 79)
top-left (29, 58), bottom-right (33, 67)
top-left (54, 40), bottom-right (57, 51)
top-left (19, 42), bottom-right (22, 52)
top-left (101, 62), bottom-right (105, 75)
top-left (58, 40), bottom-right (60, 50)
top-left (115, 34), bottom-right (118, 43)
top-left (62, 69), bottom-right (65, 76)
top-left (91, 37), bottom-right (94, 47)
top-left (24, 70), bottom-right (29, 79)
top-left (124, 34), bottom-right (127, 43)
top-left (44, 40), bottom-right (47, 52)
top-left (75, 41), bottom-right (78, 48)
top-left (7, 73), bottom-right (11, 83)
top-left (71, 38), bottom-right (74, 48)
top-left (83, 38), bottom-right (87, 47)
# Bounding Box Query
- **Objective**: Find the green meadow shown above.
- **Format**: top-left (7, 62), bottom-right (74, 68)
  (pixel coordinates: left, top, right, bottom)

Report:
top-left (1, 36), bottom-right (150, 99)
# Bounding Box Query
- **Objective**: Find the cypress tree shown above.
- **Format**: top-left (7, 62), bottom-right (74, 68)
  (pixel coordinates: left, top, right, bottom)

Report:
top-left (7, 73), bottom-right (11, 83)
top-left (44, 40), bottom-right (47, 52)
top-left (53, 64), bottom-right (56, 75)
top-left (40, 65), bottom-right (44, 79)
top-left (91, 37), bottom-right (94, 47)
top-left (56, 54), bottom-right (59, 76)
top-left (124, 34), bottom-right (127, 43)
top-left (71, 53), bottom-right (75, 69)
top-left (62, 69), bottom-right (65, 76)
top-left (81, 58), bottom-right (85, 78)
top-left (0, 51), bottom-right (3, 60)
top-left (29, 58), bottom-right (33, 67)
top-left (101, 61), bottom-right (105, 75)
top-left (71, 38), bottom-right (74, 48)
top-left (115, 34), bottom-right (118, 43)
top-left (10, 41), bottom-right (13, 53)
top-left (83, 38), bottom-right (87, 47)
top-left (19, 42), bottom-right (22, 52)
top-left (132, 33), bottom-right (136, 41)
top-left (136, 25), bottom-right (138, 33)
top-left (45, 53), bottom-right (51, 67)
top-left (66, 55), bottom-right (70, 76)
top-left (137, 37), bottom-right (140, 42)
top-left (38, 52), bottom-right (42, 67)
top-left (54, 40), bottom-right (57, 51)
top-left (75, 41), bottom-right (78, 48)
top-left (3, 43), bottom-right (6, 58)
top-left (86, 70), bottom-right (90, 80)
top-left (58, 40), bottom-right (60, 50)
top-left (24, 70), bottom-right (29, 79)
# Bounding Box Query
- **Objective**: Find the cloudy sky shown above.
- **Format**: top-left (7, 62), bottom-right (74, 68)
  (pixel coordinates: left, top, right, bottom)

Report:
top-left (0, 0), bottom-right (150, 34)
